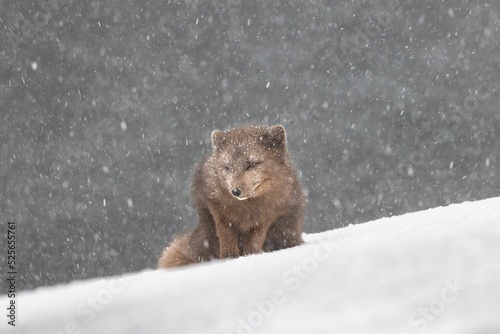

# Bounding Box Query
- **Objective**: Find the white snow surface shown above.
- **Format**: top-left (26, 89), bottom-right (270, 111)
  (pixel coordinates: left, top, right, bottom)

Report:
top-left (2, 197), bottom-right (500, 334)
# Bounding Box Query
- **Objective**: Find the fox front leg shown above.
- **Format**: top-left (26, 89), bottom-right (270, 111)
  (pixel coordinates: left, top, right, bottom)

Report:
top-left (215, 221), bottom-right (240, 258)
top-left (207, 204), bottom-right (240, 258)
top-left (240, 225), bottom-right (270, 256)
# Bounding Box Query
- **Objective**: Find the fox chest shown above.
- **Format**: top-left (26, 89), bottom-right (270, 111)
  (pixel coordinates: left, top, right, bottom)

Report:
top-left (216, 200), bottom-right (282, 231)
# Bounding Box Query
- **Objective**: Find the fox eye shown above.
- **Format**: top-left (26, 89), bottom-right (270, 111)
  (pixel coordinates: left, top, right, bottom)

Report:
top-left (246, 161), bottom-right (261, 170)
top-left (224, 165), bottom-right (231, 171)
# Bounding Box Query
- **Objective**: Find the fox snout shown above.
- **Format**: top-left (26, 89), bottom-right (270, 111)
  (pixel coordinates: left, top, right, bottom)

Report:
top-left (228, 174), bottom-right (260, 200)
top-left (229, 184), bottom-right (252, 200)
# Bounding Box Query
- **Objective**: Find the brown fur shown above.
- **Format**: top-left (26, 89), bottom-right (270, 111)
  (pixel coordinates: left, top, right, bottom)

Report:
top-left (158, 124), bottom-right (305, 268)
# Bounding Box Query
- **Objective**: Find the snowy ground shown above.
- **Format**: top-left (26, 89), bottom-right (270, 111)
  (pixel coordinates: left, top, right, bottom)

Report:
top-left (2, 197), bottom-right (500, 334)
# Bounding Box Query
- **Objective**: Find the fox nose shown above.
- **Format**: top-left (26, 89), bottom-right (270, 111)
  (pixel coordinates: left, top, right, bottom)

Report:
top-left (231, 188), bottom-right (242, 197)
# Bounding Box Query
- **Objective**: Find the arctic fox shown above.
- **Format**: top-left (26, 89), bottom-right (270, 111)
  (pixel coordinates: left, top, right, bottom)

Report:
top-left (158, 124), bottom-right (305, 268)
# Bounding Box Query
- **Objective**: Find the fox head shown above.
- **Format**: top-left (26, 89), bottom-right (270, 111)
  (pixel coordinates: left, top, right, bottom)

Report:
top-left (209, 125), bottom-right (289, 200)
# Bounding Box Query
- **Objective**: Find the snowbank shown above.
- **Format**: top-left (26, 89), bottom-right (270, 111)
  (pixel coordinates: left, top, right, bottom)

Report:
top-left (2, 197), bottom-right (500, 334)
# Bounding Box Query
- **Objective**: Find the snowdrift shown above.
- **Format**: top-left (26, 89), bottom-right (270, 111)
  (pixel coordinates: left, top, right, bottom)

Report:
top-left (2, 197), bottom-right (500, 334)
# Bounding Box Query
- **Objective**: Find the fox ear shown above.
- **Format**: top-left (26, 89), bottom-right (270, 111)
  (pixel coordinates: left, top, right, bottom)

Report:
top-left (269, 125), bottom-right (286, 146)
top-left (211, 130), bottom-right (225, 150)
top-left (262, 125), bottom-right (286, 151)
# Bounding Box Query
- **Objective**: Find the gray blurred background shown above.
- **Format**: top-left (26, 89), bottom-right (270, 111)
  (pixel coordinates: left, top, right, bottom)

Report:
top-left (0, 0), bottom-right (499, 291)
